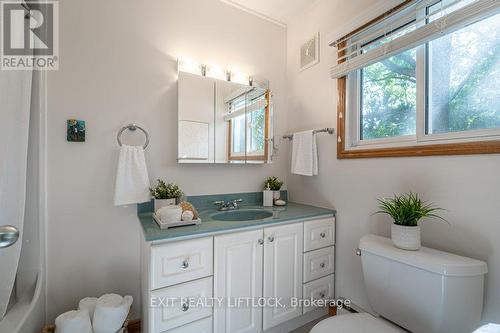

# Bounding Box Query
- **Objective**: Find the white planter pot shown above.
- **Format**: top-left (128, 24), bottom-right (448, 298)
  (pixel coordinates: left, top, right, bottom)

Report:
top-left (263, 190), bottom-right (274, 207)
top-left (391, 224), bottom-right (421, 250)
top-left (154, 198), bottom-right (176, 213)
top-left (273, 191), bottom-right (281, 200)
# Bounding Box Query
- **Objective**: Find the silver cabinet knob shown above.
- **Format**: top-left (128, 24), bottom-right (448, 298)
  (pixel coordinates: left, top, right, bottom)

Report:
top-left (356, 248), bottom-right (362, 256)
top-left (268, 236), bottom-right (274, 242)
top-left (181, 303), bottom-right (189, 312)
top-left (0, 225), bottom-right (19, 249)
top-left (258, 239), bottom-right (264, 245)
top-left (320, 262), bottom-right (326, 268)
top-left (181, 259), bottom-right (189, 269)
top-left (320, 232), bottom-right (326, 238)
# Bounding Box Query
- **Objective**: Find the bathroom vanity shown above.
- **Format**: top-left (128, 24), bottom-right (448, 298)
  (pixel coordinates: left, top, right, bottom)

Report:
top-left (138, 195), bottom-right (335, 333)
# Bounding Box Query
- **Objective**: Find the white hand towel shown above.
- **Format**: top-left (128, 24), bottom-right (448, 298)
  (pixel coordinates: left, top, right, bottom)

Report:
top-left (114, 145), bottom-right (151, 206)
top-left (93, 293), bottom-right (133, 333)
top-left (473, 324), bottom-right (500, 333)
top-left (54, 310), bottom-right (92, 333)
top-left (78, 297), bottom-right (98, 321)
top-left (291, 130), bottom-right (318, 176)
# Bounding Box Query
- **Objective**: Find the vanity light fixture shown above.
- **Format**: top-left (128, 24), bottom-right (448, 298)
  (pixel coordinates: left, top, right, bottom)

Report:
top-left (178, 59), bottom-right (252, 86)
top-left (206, 65), bottom-right (226, 80)
top-left (178, 59), bottom-right (203, 76)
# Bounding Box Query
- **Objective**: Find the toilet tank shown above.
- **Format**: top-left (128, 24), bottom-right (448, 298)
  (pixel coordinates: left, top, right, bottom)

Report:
top-left (359, 235), bottom-right (488, 333)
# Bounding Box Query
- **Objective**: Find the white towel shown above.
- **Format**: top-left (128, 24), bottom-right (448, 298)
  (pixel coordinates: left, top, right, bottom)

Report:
top-left (114, 145), bottom-right (151, 206)
top-left (291, 130), bottom-right (318, 176)
top-left (473, 324), bottom-right (500, 333)
top-left (93, 293), bottom-right (133, 333)
top-left (78, 297), bottom-right (98, 321)
top-left (54, 310), bottom-right (92, 333)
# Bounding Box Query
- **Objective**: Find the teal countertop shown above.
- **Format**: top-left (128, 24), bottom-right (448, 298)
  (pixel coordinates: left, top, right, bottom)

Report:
top-left (138, 202), bottom-right (335, 243)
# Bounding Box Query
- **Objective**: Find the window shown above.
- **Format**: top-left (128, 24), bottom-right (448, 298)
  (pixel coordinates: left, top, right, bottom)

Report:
top-left (334, 0), bottom-right (500, 158)
top-left (427, 9), bottom-right (500, 134)
top-left (228, 90), bottom-right (270, 161)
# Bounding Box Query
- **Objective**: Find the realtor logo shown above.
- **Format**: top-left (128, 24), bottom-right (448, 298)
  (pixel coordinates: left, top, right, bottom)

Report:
top-left (1, 1), bottom-right (58, 70)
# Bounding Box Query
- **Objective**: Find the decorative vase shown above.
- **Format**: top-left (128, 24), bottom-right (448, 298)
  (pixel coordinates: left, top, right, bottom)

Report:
top-left (263, 190), bottom-right (273, 207)
top-left (154, 198), bottom-right (176, 213)
top-left (391, 224), bottom-right (421, 250)
top-left (273, 191), bottom-right (281, 200)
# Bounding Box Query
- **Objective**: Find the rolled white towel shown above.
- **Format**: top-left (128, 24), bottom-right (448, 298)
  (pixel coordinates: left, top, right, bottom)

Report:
top-left (78, 297), bottom-right (98, 321)
top-left (93, 294), bottom-right (133, 333)
top-left (54, 310), bottom-right (92, 333)
top-left (157, 205), bottom-right (182, 223)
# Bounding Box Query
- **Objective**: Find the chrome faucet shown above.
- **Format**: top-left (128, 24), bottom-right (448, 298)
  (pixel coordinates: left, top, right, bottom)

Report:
top-left (214, 199), bottom-right (243, 211)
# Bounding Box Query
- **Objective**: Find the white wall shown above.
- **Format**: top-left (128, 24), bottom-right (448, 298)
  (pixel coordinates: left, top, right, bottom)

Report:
top-left (285, 0), bottom-right (500, 324)
top-left (46, 0), bottom-right (286, 321)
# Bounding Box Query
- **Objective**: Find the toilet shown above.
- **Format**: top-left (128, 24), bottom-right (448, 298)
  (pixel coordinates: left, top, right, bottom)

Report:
top-left (312, 235), bottom-right (488, 333)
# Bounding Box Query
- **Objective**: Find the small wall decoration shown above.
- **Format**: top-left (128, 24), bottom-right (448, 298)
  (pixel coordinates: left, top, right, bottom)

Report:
top-left (300, 32), bottom-right (320, 71)
top-left (67, 119), bottom-right (85, 142)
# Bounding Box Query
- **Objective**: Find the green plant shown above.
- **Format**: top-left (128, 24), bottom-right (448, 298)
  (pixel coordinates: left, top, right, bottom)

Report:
top-left (150, 179), bottom-right (183, 199)
top-left (375, 192), bottom-right (446, 226)
top-left (264, 176), bottom-right (284, 191)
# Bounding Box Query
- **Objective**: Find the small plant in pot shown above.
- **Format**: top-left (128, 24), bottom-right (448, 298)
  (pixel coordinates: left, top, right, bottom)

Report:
top-left (264, 176), bottom-right (284, 201)
top-left (375, 193), bottom-right (446, 250)
top-left (150, 179), bottom-right (183, 212)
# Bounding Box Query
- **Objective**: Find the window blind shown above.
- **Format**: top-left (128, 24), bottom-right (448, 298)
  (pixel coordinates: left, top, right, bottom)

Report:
top-left (330, 0), bottom-right (500, 79)
top-left (224, 94), bottom-right (267, 121)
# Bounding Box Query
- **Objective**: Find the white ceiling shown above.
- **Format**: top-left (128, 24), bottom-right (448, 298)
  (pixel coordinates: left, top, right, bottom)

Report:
top-left (221, 0), bottom-right (317, 27)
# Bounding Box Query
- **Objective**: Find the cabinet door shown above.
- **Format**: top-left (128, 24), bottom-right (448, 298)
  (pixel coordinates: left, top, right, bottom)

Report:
top-left (214, 229), bottom-right (264, 333)
top-left (263, 223), bottom-right (303, 330)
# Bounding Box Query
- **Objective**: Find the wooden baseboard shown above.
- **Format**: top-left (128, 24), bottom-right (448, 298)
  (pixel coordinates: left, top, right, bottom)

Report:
top-left (127, 319), bottom-right (141, 333)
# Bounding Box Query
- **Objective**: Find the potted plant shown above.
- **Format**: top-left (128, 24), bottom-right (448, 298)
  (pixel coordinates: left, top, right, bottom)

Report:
top-left (150, 179), bottom-right (184, 212)
top-left (375, 193), bottom-right (446, 250)
top-left (264, 176), bottom-right (284, 201)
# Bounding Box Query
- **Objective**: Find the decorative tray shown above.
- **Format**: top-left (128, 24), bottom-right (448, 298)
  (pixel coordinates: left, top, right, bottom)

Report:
top-left (153, 213), bottom-right (202, 229)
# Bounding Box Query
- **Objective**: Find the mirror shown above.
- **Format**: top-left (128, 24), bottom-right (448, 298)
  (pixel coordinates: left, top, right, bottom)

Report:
top-left (178, 71), bottom-right (272, 164)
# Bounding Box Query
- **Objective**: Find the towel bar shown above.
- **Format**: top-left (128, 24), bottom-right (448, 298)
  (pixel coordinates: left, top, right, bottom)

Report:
top-left (117, 123), bottom-right (150, 149)
top-left (283, 128), bottom-right (334, 140)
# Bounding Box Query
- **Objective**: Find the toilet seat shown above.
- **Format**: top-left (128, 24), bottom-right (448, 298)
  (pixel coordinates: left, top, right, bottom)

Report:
top-left (310, 313), bottom-right (406, 333)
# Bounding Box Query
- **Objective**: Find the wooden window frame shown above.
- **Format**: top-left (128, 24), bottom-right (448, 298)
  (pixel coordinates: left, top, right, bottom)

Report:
top-left (336, 1), bottom-right (500, 159)
top-left (228, 90), bottom-right (270, 162)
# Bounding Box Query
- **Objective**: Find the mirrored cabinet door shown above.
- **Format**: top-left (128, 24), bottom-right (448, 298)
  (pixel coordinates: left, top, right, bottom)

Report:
top-left (178, 70), bottom-right (272, 164)
top-left (178, 72), bottom-right (215, 163)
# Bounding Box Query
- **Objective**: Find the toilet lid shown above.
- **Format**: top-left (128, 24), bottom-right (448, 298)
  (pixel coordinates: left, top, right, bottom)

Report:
top-left (310, 313), bottom-right (405, 333)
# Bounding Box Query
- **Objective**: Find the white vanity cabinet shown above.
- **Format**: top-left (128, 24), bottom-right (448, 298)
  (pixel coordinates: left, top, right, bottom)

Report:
top-left (142, 216), bottom-right (335, 333)
top-left (262, 223), bottom-right (303, 330)
top-left (301, 217), bottom-right (335, 314)
top-left (214, 229), bottom-right (264, 333)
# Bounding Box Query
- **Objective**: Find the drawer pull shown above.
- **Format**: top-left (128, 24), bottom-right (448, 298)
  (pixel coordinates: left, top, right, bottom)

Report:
top-left (268, 236), bottom-right (274, 243)
top-left (319, 292), bottom-right (326, 299)
top-left (320, 232), bottom-right (326, 238)
top-left (320, 262), bottom-right (326, 268)
top-left (258, 238), bottom-right (264, 245)
top-left (181, 259), bottom-right (190, 269)
top-left (181, 303), bottom-right (189, 312)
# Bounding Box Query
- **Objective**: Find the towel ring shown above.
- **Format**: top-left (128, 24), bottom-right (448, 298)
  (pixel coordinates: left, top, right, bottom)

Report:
top-left (117, 123), bottom-right (150, 149)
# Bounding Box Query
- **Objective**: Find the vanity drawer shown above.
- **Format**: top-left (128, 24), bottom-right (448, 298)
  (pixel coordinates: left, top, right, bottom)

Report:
top-left (304, 218), bottom-right (335, 252)
top-left (303, 246), bottom-right (335, 283)
top-left (151, 237), bottom-right (213, 290)
top-left (302, 274), bottom-right (334, 314)
top-left (150, 277), bottom-right (213, 332)
top-left (165, 316), bottom-right (213, 333)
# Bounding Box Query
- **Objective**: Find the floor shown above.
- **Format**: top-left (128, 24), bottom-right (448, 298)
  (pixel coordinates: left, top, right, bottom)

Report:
top-left (289, 315), bottom-right (328, 333)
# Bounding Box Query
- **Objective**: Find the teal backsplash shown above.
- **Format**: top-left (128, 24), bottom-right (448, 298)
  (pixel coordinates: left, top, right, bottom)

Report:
top-left (138, 190), bottom-right (288, 214)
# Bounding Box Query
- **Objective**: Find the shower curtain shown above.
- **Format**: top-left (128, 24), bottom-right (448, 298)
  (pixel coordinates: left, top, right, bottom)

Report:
top-left (0, 67), bottom-right (33, 319)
